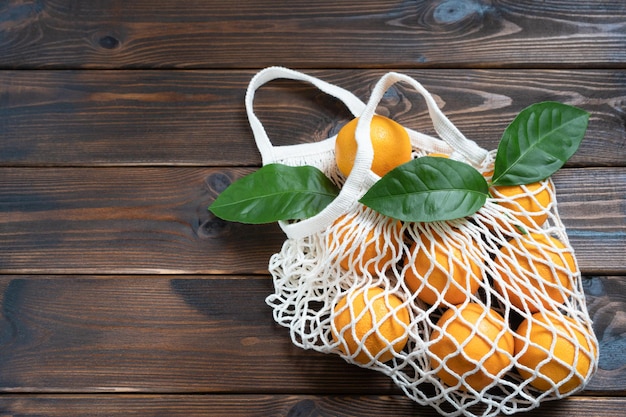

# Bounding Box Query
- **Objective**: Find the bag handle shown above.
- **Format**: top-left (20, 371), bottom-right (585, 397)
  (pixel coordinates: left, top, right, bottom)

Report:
top-left (245, 67), bottom-right (366, 165)
top-left (277, 74), bottom-right (402, 239)
top-left (280, 72), bottom-right (489, 240)
top-left (375, 72), bottom-right (488, 166)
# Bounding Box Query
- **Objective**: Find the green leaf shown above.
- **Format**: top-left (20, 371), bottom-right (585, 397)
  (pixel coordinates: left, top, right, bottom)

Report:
top-left (208, 164), bottom-right (339, 224)
top-left (491, 102), bottom-right (589, 186)
top-left (359, 157), bottom-right (489, 222)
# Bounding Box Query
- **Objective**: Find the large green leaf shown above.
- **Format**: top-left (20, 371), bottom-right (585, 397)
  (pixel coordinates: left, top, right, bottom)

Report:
top-left (491, 102), bottom-right (589, 186)
top-left (359, 157), bottom-right (489, 222)
top-left (208, 164), bottom-right (339, 224)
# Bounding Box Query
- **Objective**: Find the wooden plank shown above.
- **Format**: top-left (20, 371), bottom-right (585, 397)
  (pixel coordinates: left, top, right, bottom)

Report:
top-left (554, 168), bottom-right (626, 276)
top-left (584, 276), bottom-right (626, 392)
top-left (1, 69), bottom-right (625, 167)
top-left (1, 1), bottom-right (626, 69)
top-left (0, 394), bottom-right (624, 417)
top-left (0, 275), bottom-right (402, 394)
top-left (0, 275), bottom-right (623, 394)
top-left (0, 167), bottom-right (624, 275)
top-left (0, 167), bottom-right (282, 275)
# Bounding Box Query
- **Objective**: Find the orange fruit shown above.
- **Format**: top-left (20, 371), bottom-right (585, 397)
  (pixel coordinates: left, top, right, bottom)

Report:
top-left (332, 286), bottom-right (411, 364)
top-left (515, 311), bottom-right (597, 394)
top-left (404, 230), bottom-right (483, 306)
top-left (490, 180), bottom-right (553, 230)
top-left (493, 233), bottom-right (576, 313)
top-left (430, 303), bottom-right (515, 391)
top-left (335, 115), bottom-right (412, 177)
top-left (327, 213), bottom-right (402, 275)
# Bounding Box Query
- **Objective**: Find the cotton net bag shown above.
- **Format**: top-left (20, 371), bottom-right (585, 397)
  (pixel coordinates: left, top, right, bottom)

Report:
top-left (245, 67), bottom-right (598, 417)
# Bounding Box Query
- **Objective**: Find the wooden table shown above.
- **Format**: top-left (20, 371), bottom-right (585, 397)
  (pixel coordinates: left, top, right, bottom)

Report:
top-left (1, 1), bottom-right (624, 416)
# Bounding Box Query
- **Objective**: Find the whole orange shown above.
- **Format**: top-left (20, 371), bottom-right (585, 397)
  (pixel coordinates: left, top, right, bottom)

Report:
top-left (429, 303), bottom-right (515, 391)
top-left (490, 180), bottom-right (553, 230)
top-left (335, 115), bottom-right (412, 177)
top-left (404, 230), bottom-right (483, 306)
top-left (493, 233), bottom-right (576, 313)
top-left (515, 311), bottom-right (597, 395)
top-left (327, 213), bottom-right (402, 275)
top-left (332, 286), bottom-right (411, 364)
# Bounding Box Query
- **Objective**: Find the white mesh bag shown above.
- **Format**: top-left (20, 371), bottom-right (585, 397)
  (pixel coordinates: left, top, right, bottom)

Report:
top-left (246, 67), bottom-right (599, 417)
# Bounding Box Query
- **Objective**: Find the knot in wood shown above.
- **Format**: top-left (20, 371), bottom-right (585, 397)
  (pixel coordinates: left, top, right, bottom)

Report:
top-left (287, 399), bottom-right (330, 417)
top-left (434, 0), bottom-right (488, 24)
top-left (206, 172), bottom-right (231, 194)
top-left (197, 217), bottom-right (230, 239)
top-left (98, 35), bottom-right (120, 50)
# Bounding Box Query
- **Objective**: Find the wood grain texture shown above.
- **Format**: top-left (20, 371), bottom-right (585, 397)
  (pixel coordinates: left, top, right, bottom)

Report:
top-left (0, 167), bottom-right (282, 275)
top-left (1, 69), bottom-right (625, 167)
top-left (0, 167), bottom-right (624, 275)
top-left (0, 275), bottom-right (623, 393)
top-left (2, 1), bottom-right (625, 413)
top-left (0, 394), bottom-right (624, 417)
top-left (1, 1), bottom-right (626, 69)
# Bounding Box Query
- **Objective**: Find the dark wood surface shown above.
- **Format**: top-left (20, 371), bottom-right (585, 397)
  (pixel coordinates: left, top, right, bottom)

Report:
top-left (1, 1), bottom-right (625, 416)
top-left (2, 1), bottom-right (626, 69)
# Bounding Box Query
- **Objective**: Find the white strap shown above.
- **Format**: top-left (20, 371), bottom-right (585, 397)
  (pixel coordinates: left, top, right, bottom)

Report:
top-left (280, 71), bottom-right (489, 240)
top-left (245, 67), bottom-right (366, 165)
top-left (388, 72), bottom-right (488, 166)
top-left (278, 74), bottom-right (394, 240)
top-left (375, 72), bottom-right (488, 166)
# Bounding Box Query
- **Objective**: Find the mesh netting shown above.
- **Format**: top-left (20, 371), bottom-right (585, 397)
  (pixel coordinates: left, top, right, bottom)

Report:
top-left (251, 68), bottom-right (598, 417)
top-left (266, 170), bottom-right (598, 417)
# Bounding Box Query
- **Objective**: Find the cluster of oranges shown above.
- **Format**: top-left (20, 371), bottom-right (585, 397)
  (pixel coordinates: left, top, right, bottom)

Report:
top-left (328, 115), bottom-right (597, 395)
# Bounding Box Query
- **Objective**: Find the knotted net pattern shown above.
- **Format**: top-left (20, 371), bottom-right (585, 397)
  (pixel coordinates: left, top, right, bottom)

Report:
top-left (249, 68), bottom-right (598, 417)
